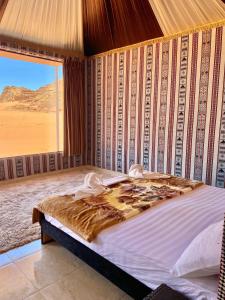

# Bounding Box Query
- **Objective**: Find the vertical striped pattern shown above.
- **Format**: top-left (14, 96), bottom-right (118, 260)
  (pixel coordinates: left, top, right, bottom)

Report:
top-left (136, 47), bottom-right (144, 164)
top-left (174, 35), bottom-right (189, 177)
top-left (185, 33), bottom-right (199, 178)
top-left (128, 49), bottom-right (138, 169)
top-left (206, 27), bottom-right (223, 184)
top-left (123, 51), bottom-right (130, 173)
top-left (157, 42), bottom-right (169, 172)
top-left (116, 53), bottom-right (125, 172)
top-left (143, 45), bottom-right (153, 171)
top-left (96, 57), bottom-right (102, 168)
top-left (0, 152), bottom-right (82, 181)
top-left (106, 55), bottom-right (112, 170)
top-left (166, 39), bottom-right (178, 174)
top-left (101, 56), bottom-right (106, 168)
top-left (193, 30), bottom-right (212, 181)
top-left (151, 43), bottom-right (160, 171)
top-left (111, 53), bottom-right (118, 171)
top-left (216, 68), bottom-right (225, 188)
top-left (86, 25), bottom-right (225, 187)
top-left (86, 59), bottom-right (92, 165)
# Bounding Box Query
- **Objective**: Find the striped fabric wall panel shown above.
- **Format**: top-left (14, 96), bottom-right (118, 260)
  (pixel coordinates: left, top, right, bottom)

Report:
top-left (0, 152), bottom-right (82, 181)
top-left (85, 25), bottom-right (225, 187)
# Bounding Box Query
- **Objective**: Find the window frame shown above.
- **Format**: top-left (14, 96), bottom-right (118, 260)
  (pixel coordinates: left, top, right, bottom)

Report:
top-left (0, 51), bottom-right (63, 158)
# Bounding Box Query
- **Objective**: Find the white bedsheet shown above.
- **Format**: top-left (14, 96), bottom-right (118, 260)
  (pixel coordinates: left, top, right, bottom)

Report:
top-left (45, 184), bottom-right (225, 300)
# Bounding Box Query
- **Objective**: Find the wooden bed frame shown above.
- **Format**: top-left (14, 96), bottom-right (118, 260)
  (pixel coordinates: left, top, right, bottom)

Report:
top-left (40, 217), bottom-right (153, 300)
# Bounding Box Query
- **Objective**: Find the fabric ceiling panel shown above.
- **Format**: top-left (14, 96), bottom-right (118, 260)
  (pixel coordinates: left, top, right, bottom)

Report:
top-left (83, 0), bottom-right (163, 56)
top-left (0, 0), bottom-right (8, 22)
top-left (83, 0), bottom-right (114, 56)
top-left (149, 0), bottom-right (225, 35)
top-left (0, 0), bottom-right (83, 54)
top-left (0, 0), bottom-right (224, 57)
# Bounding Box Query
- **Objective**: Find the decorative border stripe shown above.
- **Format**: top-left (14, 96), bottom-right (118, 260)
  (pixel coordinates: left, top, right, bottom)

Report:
top-left (128, 49), bottom-right (138, 169)
top-left (157, 42), bottom-right (169, 172)
top-left (123, 51), bottom-right (130, 173)
top-left (96, 57), bottom-right (102, 168)
top-left (111, 53), bottom-right (118, 171)
top-left (106, 55), bottom-right (112, 169)
top-left (194, 30), bottom-right (212, 180)
top-left (116, 53), bottom-right (125, 172)
top-left (206, 27), bottom-right (223, 184)
top-left (174, 35), bottom-right (189, 177)
top-left (142, 45), bottom-right (153, 170)
top-left (137, 47), bottom-right (144, 164)
top-left (151, 43), bottom-right (160, 171)
top-left (0, 152), bottom-right (82, 181)
top-left (185, 33), bottom-right (199, 178)
top-left (166, 39), bottom-right (178, 174)
top-left (216, 67), bottom-right (225, 187)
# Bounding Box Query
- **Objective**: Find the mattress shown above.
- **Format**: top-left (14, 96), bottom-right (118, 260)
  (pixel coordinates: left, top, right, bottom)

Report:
top-left (45, 184), bottom-right (225, 300)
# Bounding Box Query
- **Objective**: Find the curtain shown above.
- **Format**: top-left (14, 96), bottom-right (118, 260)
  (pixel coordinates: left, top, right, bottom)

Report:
top-left (148, 0), bottom-right (225, 35)
top-left (63, 57), bottom-right (85, 156)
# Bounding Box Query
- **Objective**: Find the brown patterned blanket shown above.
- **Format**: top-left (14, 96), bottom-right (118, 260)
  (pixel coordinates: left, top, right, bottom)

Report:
top-left (33, 174), bottom-right (203, 242)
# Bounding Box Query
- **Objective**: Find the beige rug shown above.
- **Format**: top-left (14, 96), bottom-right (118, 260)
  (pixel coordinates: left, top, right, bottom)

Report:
top-left (0, 165), bottom-right (119, 253)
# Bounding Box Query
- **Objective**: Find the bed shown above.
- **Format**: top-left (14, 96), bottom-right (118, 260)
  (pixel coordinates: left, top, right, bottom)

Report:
top-left (35, 175), bottom-right (225, 300)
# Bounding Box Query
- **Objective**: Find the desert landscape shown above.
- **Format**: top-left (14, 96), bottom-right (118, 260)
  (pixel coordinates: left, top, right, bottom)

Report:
top-left (0, 80), bottom-right (63, 158)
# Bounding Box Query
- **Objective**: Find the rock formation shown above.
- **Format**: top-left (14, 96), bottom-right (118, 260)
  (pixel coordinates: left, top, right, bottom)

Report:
top-left (0, 80), bottom-right (63, 112)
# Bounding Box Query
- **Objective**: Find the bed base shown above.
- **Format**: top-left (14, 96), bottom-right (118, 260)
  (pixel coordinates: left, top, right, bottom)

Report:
top-left (40, 218), bottom-right (152, 300)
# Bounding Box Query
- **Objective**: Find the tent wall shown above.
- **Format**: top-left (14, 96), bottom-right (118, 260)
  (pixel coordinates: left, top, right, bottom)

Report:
top-left (1, 23), bottom-right (225, 188)
top-left (0, 152), bottom-right (82, 181)
top-left (85, 25), bottom-right (225, 188)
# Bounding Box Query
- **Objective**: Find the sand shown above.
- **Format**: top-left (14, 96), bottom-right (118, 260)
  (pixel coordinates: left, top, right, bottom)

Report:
top-left (0, 106), bottom-right (63, 158)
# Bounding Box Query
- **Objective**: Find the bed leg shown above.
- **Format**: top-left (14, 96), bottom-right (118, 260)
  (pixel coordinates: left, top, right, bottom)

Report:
top-left (41, 230), bottom-right (53, 244)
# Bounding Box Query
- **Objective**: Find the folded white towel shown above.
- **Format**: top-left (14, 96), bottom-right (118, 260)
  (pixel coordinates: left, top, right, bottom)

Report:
top-left (103, 175), bottom-right (129, 186)
top-left (83, 172), bottom-right (104, 189)
top-left (128, 164), bottom-right (144, 178)
top-left (72, 173), bottom-right (130, 200)
top-left (74, 172), bottom-right (106, 200)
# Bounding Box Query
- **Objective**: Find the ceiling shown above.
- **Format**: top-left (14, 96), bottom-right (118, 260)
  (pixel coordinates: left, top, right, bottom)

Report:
top-left (0, 0), bottom-right (225, 56)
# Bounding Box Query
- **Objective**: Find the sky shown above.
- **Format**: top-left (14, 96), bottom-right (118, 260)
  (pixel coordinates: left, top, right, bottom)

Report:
top-left (0, 57), bottom-right (63, 93)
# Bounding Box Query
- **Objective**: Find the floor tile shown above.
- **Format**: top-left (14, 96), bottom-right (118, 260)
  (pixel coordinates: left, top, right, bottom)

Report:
top-left (0, 263), bottom-right (37, 300)
top-left (7, 240), bottom-right (44, 261)
top-left (40, 263), bottom-right (125, 300)
top-left (44, 241), bottom-right (82, 269)
top-left (15, 243), bottom-right (79, 289)
top-left (120, 294), bottom-right (133, 300)
top-left (0, 253), bottom-right (12, 267)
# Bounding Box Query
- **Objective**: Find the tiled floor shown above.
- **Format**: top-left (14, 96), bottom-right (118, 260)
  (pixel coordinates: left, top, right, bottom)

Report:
top-left (0, 240), bottom-right (132, 300)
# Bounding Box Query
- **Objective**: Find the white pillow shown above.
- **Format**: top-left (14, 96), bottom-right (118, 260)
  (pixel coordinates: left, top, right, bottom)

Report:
top-left (171, 220), bottom-right (223, 278)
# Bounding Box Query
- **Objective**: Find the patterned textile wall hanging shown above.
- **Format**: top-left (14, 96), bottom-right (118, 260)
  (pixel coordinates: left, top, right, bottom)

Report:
top-left (85, 25), bottom-right (225, 188)
top-left (0, 152), bottom-right (82, 181)
top-left (0, 40), bottom-right (63, 61)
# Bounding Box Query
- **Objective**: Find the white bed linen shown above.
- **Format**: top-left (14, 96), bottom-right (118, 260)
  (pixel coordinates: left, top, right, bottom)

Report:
top-left (45, 184), bottom-right (225, 300)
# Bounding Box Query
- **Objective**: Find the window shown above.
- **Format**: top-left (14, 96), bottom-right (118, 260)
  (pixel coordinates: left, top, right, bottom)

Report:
top-left (0, 52), bottom-right (63, 158)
